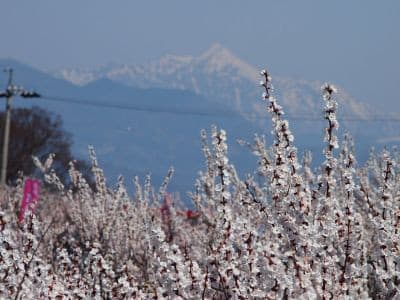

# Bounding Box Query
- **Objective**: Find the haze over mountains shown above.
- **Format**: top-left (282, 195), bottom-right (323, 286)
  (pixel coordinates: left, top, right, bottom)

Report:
top-left (57, 44), bottom-right (373, 121)
top-left (56, 44), bottom-right (394, 142)
top-left (1, 44), bottom-right (398, 198)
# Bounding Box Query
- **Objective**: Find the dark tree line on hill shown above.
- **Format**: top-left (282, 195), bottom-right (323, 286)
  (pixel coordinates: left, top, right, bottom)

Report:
top-left (0, 106), bottom-right (92, 186)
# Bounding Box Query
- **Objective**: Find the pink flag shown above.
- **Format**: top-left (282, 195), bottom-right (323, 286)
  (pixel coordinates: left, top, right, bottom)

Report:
top-left (19, 179), bottom-right (40, 222)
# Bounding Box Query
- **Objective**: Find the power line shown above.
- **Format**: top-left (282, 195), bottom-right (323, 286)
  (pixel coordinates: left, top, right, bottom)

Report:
top-left (284, 116), bottom-right (400, 122)
top-left (36, 95), bottom-right (400, 122)
top-left (39, 95), bottom-right (228, 117)
top-left (0, 70), bottom-right (399, 122)
top-left (0, 86), bottom-right (395, 122)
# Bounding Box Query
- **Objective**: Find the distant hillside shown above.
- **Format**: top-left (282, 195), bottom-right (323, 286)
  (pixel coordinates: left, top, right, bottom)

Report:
top-left (55, 44), bottom-right (395, 143)
top-left (0, 58), bottom-right (257, 197)
top-left (54, 44), bottom-right (400, 153)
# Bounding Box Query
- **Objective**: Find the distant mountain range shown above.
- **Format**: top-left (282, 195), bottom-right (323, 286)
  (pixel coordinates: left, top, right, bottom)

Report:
top-left (56, 44), bottom-right (373, 124)
top-left (55, 44), bottom-right (395, 143)
top-left (0, 45), bottom-right (398, 199)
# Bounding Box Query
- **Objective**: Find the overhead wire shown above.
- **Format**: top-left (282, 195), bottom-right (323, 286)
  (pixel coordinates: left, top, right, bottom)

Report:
top-left (281, 116), bottom-right (400, 122)
top-left (33, 94), bottom-right (400, 123)
top-left (39, 95), bottom-right (227, 117)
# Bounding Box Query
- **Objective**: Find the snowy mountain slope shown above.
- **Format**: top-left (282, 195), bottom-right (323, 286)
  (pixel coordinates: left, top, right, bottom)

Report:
top-left (55, 43), bottom-right (373, 125)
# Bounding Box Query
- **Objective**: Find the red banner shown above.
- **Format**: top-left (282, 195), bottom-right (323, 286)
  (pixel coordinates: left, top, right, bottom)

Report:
top-left (19, 179), bottom-right (40, 222)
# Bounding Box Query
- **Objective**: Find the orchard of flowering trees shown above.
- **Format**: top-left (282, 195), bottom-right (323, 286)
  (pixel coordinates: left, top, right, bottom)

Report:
top-left (1, 69), bottom-right (399, 299)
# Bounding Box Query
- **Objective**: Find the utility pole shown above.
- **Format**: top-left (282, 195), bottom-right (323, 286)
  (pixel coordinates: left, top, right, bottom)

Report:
top-left (0, 68), bottom-right (40, 186)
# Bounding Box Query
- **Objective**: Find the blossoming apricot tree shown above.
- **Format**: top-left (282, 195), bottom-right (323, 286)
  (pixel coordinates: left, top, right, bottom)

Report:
top-left (1, 68), bottom-right (399, 299)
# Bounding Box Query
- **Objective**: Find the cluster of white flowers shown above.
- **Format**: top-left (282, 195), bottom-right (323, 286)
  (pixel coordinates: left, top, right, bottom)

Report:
top-left (1, 69), bottom-right (400, 299)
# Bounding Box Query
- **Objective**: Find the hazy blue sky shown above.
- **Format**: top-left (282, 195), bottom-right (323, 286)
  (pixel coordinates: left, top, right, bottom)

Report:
top-left (1, 1), bottom-right (399, 111)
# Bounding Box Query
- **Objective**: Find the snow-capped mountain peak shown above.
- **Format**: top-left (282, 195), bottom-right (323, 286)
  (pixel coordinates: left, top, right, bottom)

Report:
top-left (53, 43), bottom-right (373, 124)
top-left (197, 43), bottom-right (258, 81)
